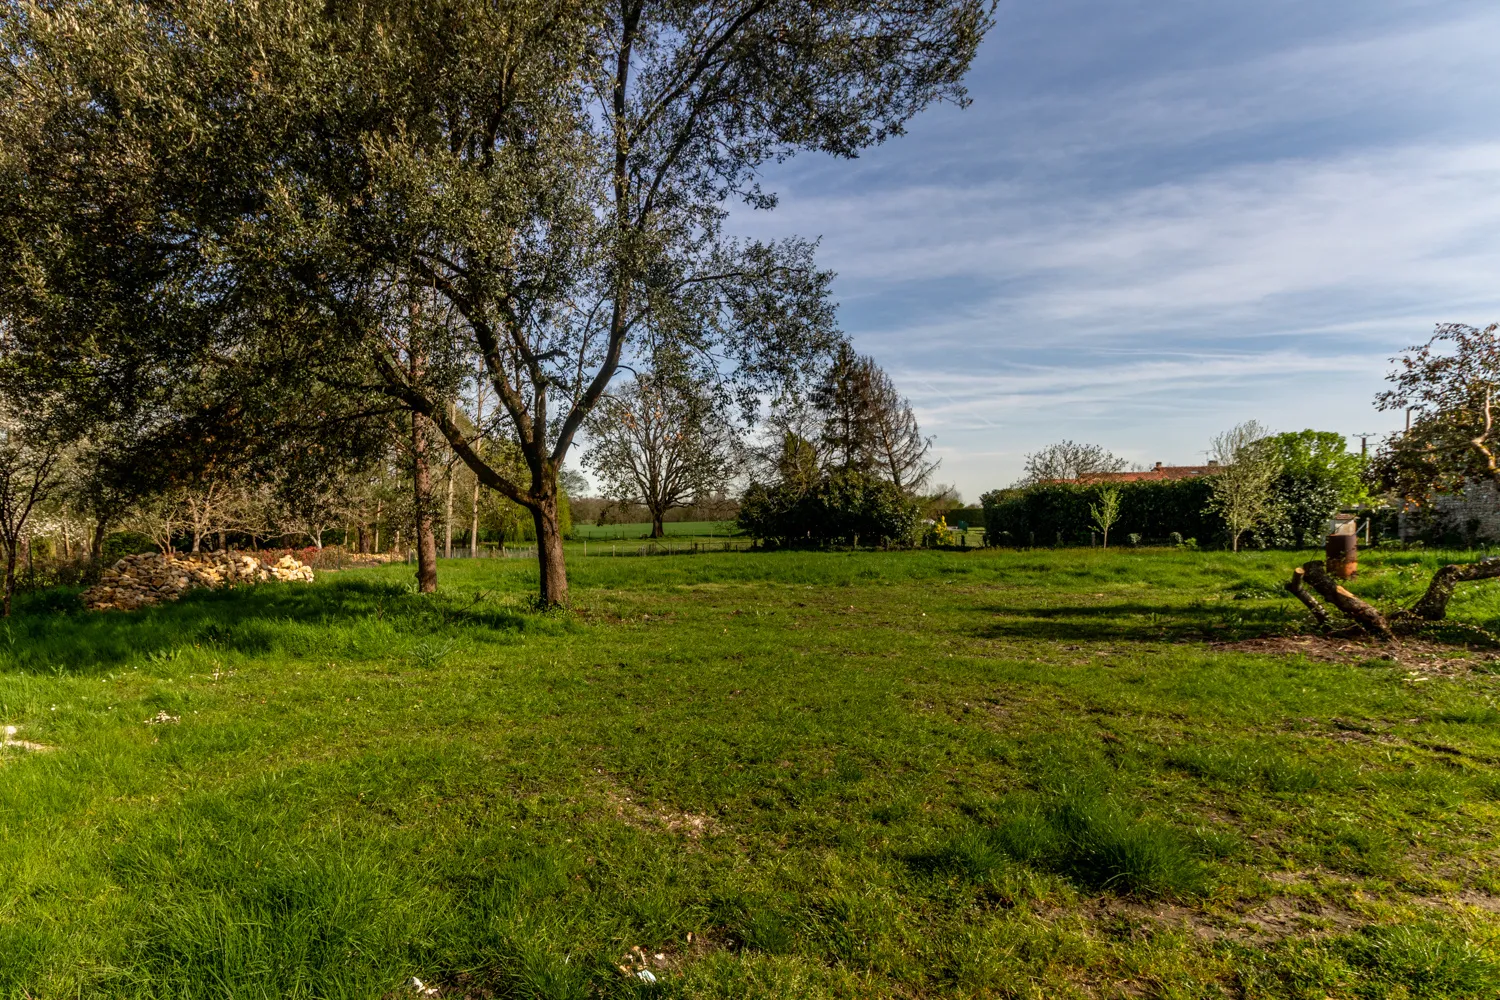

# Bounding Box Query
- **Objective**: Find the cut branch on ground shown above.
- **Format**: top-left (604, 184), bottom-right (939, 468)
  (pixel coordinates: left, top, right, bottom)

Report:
top-left (1285, 556), bottom-right (1500, 641)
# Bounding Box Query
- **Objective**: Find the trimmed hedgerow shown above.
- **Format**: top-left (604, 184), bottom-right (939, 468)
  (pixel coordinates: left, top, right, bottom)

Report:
top-left (980, 479), bottom-right (1222, 547)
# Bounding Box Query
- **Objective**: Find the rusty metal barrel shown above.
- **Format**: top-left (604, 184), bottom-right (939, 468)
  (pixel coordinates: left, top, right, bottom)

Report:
top-left (1325, 532), bottom-right (1358, 579)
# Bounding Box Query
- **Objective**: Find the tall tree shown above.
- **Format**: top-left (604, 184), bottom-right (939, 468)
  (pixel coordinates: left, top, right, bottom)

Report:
top-left (0, 0), bottom-right (991, 607)
top-left (810, 343), bottom-right (934, 490)
top-left (865, 365), bottom-right (936, 492)
top-left (585, 375), bottom-right (738, 538)
top-left (813, 343), bottom-right (878, 472)
top-left (1262, 430), bottom-right (1366, 549)
top-left (1018, 441), bottom-right (1127, 485)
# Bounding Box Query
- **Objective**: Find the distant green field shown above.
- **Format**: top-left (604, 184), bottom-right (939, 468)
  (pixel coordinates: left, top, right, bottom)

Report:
top-left (571, 519), bottom-right (739, 539)
top-left (5, 547), bottom-right (1500, 997)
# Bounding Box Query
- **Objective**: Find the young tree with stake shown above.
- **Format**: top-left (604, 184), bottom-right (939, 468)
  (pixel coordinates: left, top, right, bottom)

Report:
top-left (1090, 486), bottom-right (1121, 550)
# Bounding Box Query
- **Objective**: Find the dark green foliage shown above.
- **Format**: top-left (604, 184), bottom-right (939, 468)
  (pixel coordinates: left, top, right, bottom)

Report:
top-left (1258, 430), bottom-right (1368, 548)
top-left (1261, 470), bottom-right (1345, 548)
top-left (739, 469), bottom-right (920, 547)
top-left (980, 478), bottom-right (1221, 547)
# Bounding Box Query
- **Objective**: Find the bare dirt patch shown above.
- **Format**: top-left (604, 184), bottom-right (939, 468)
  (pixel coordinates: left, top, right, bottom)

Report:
top-left (1, 726), bottom-right (52, 754)
top-left (605, 787), bottom-right (716, 837)
top-left (590, 771), bottom-right (718, 839)
top-left (1212, 635), bottom-right (1499, 675)
top-left (1060, 889), bottom-right (1366, 947)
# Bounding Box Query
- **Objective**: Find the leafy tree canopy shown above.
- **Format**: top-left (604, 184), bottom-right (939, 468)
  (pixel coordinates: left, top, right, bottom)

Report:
top-left (0, 0), bottom-right (993, 604)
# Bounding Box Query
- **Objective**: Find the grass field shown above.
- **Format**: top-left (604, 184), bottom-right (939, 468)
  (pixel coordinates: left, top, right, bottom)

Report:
top-left (4, 547), bottom-right (1500, 998)
top-left (570, 520), bottom-right (740, 540)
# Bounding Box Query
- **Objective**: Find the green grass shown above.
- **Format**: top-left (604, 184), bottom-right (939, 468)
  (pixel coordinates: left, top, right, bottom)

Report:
top-left (570, 520), bottom-right (739, 539)
top-left (3, 546), bottom-right (1500, 997)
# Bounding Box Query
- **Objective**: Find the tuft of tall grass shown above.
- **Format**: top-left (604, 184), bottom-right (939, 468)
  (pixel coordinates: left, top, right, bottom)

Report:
top-left (911, 789), bottom-right (1210, 898)
top-left (1344, 924), bottom-right (1500, 998)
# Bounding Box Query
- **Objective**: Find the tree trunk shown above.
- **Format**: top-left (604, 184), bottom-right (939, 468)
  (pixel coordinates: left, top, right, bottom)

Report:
top-left (1299, 560), bottom-right (1394, 640)
top-left (1285, 566), bottom-right (1331, 632)
top-left (1410, 558), bottom-right (1500, 621)
top-left (445, 463), bottom-right (455, 559)
top-left (471, 366), bottom-right (484, 558)
top-left (61, 522), bottom-right (71, 560)
top-left (92, 517), bottom-right (108, 561)
top-left (532, 500), bottom-right (569, 606)
top-left (3, 543), bottom-right (16, 618)
top-left (374, 500), bottom-right (383, 553)
top-left (217, 529), bottom-right (226, 552)
top-left (412, 412), bottom-right (438, 593)
top-left (651, 509), bottom-right (665, 538)
top-left (358, 523), bottom-right (370, 554)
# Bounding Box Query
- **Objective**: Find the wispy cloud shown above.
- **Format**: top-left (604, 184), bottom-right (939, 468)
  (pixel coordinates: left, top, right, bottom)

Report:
top-left (762, 142), bottom-right (1500, 343)
top-left (902, 351), bottom-right (1386, 427)
top-left (724, 2), bottom-right (1500, 496)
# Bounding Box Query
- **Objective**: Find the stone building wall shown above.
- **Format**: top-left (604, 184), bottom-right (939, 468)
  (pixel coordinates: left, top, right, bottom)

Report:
top-left (1399, 478), bottom-right (1500, 543)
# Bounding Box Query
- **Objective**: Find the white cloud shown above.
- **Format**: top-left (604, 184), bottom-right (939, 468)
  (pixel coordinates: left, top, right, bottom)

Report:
top-left (727, 3), bottom-right (1500, 498)
top-left (757, 141), bottom-right (1500, 342)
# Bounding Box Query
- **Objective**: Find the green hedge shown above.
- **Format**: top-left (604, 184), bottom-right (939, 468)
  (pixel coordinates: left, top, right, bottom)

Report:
top-left (979, 480), bottom-right (1224, 547)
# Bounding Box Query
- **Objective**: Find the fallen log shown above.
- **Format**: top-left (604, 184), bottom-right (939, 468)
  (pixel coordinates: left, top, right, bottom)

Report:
top-left (1284, 555), bottom-right (1500, 641)
top-left (1410, 557), bottom-right (1500, 621)
top-left (1297, 560), bottom-right (1394, 640)
top-left (1285, 566), bottom-right (1331, 632)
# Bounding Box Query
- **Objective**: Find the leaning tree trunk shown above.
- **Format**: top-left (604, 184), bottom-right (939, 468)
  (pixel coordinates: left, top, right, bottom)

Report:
top-left (1410, 558), bottom-right (1500, 621)
top-left (531, 498), bottom-right (569, 607)
top-left (412, 412), bottom-right (439, 594)
top-left (1286, 560), bottom-right (1394, 640)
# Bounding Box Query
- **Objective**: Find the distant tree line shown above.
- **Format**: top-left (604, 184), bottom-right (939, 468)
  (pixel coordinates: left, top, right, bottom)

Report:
top-left (985, 427), bottom-right (1368, 550)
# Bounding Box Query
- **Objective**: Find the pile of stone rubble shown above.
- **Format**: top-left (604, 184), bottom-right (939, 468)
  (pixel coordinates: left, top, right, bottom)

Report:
top-left (81, 551), bottom-right (315, 611)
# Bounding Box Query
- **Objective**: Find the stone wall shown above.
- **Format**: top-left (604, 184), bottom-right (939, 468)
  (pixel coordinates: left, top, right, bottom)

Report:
top-left (1399, 479), bottom-right (1500, 544)
top-left (82, 551), bottom-right (315, 611)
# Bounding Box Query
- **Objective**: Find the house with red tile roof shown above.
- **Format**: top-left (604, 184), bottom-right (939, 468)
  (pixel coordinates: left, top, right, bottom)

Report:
top-left (1068, 461), bottom-right (1222, 484)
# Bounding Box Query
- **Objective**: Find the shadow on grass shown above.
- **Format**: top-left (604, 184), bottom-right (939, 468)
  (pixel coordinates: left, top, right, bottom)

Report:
top-left (0, 577), bottom-right (538, 676)
top-left (972, 601), bottom-right (1297, 644)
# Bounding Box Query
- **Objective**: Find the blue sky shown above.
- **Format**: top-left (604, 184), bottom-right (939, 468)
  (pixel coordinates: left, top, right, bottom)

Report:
top-left (735, 0), bottom-right (1500, 501)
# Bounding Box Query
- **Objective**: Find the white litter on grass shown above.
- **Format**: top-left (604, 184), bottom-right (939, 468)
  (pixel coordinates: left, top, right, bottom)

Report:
top-left (145, 711), bottom-right (180, 725)
top-left (636, 969), bottom-right (657, 984)
top-left (410, 977), bottom-right (439, 996)
top-left (1, 725), bottom-right (51, 753)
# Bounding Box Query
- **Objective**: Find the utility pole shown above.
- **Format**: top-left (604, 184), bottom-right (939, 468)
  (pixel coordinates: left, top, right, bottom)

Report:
top-left (1351, 432), bottom-right (1376, 460)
